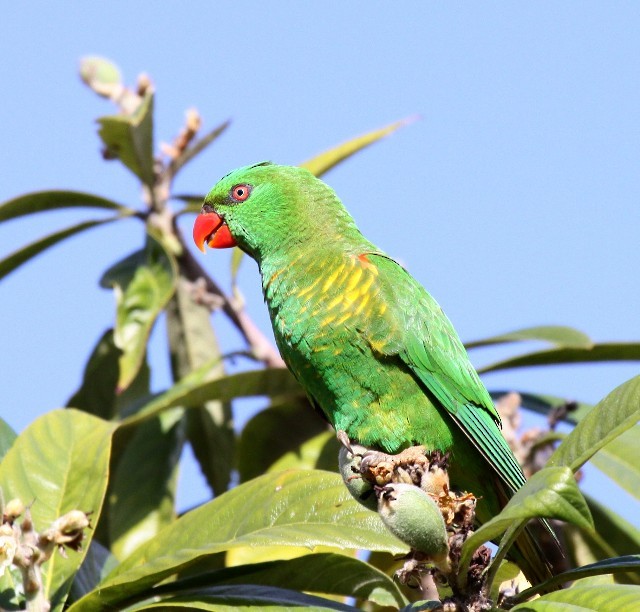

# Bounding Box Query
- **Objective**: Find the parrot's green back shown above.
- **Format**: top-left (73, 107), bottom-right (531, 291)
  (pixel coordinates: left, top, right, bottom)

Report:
top-left (201, 163), bottom-right (556, 584)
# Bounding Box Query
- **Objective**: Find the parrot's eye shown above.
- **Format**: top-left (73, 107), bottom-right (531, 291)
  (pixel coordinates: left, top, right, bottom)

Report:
top-left (230, 184), bottom-right (252, 202)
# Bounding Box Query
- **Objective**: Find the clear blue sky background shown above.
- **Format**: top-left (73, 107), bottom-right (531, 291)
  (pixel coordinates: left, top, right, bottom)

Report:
top-left (1, 4), bottom-right (638, 523)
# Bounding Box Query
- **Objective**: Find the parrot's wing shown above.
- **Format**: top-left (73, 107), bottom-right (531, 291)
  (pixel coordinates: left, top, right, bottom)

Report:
top-left (365, 253), bottom-right (526, 494)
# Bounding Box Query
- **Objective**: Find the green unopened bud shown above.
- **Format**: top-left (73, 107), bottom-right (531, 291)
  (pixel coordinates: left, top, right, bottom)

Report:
top-left (338, 445), bottom-right (377, 511)
top-left (4, 498), bottom-right (24, 521)
top-left (79, 56), bottom-right (122, 98)
top-left (378, 483), bottom-right (449, 563)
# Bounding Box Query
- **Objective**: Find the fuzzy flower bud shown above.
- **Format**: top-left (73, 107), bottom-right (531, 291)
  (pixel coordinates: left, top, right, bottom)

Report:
top-left (378, 483), bottom-right (449, 563)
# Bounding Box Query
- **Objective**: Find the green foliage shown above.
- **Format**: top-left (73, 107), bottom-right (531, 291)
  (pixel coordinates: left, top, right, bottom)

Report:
top-left (1, 57), bottom-right (639, 610)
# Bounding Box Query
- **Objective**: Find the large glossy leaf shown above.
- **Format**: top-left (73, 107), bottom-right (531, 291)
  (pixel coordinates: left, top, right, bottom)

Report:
top-left (585, 495), bottom-right (640, 560)
top-left (147, 553), bottom-right (406, 608)
top-left (109, 409), bottom-right (184, 560)
top-left (478, 342), bottom-right (640, 374)
top-left (166, 278), bottom-right (233, 496)
top-left (237, 399), bottom-right (327, 482)
top-left (511, 583), bottom-right (640, 611)
top-left (459, 467), bottom-right (592, 577)
top-left (547, 375), bottom-right (640, 472)
top-left (70, 470), bottom-right (406, 610)
top-left (122, 367), bottom-right (301, 428)
top-left (67, 328), bottom-right (151, 420)
top-left (97, 91), bottom-right (155, 187)
top-left (466, 325), bottom-right (593, 350)
top-left (562, 495), bottom-right (640, 585)
top-left (589, 425), bottom-right (640, 500)
top-left (67, 329), bottom-right (121, 420)
top-left (268, 431), bottom-right (339, 474)
top-left (129, 585), bottom-right (357, 611)
top-left (300, 116), bottom-right (416, 177)
top-left (511, 555), bottom-right (640, 604)
top-left (0, 417), bottom-right (16, 462)
top-left (101, 234), bottom-right (177, 391)
top-left (0, 410), bottom-right (114, 611)
top-left (0, 216), bottom-right (126, 281)
top-left (0, 190), bottom-right (133, 222)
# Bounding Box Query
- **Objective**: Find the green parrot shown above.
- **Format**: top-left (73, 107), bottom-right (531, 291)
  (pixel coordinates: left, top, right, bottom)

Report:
top-left (193, 162), bottom-right (555, 584)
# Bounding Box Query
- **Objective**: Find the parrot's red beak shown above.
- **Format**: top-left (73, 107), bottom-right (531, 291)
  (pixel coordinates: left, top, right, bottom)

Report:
top-left (193, 212), bottom-right (237, 251)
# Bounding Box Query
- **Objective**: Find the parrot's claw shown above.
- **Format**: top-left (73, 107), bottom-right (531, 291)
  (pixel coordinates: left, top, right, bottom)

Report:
top-left (336, 430), bottom-right (355, 455)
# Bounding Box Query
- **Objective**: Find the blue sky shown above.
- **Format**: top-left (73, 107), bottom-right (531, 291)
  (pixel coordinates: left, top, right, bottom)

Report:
top-left (1, 4), bottom-right (638, 521)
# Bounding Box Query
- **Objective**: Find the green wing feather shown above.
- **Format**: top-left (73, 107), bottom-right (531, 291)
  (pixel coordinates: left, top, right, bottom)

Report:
top-left (365, 253), bottom-right (526, 496)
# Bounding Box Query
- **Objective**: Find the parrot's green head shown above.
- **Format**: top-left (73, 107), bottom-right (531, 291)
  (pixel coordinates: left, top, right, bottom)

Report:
top-left (193, 162), bottom-right (358, 261)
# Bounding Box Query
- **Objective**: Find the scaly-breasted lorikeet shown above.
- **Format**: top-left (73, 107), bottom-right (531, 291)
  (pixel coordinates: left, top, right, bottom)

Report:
top-left (193, 162), bottom-right (555, 584)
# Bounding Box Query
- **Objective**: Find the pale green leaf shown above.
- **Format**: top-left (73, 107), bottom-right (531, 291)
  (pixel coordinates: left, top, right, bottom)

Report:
top-left (467, 325), bottom-right (592, 350)
top-left (122, 367), bottom-right (301, 429)
top-left (71, 470), bottom-right (406, 610)
top-left (547, 375), bottom-right (640, 471)
top-left (300, 116), bottom-right (416, 177)
top-left (147, 553), bottom-right (406, 608)
top-left (511, 555), bottom-right (640, 604)
top-left (511, 583), bottom-right (640, 611)
top-left (0, 190), bottom-right (133, 223)
top-left (129, 585), bottom-right (356, 611)
top-left (589, 425), bottom-right (640, 500)
top-left (459, 467), bottom-right (592, 576)
top-left (478, 343), bottom-right (640, 374)
top-left (166, 278), bottom-right (233, 496)
top-left (268, 431), bottom-right (339, 474)
top-left (0, 410), bottom-right (114, 610)
top-left (0, 417), bottom-right (17, 462)
top-left (101, 234), bottom-right (177, 391)
top-left (0, 216), bottom-right (125, 281)
top-left (237, 399), bottom-right (327, 482)
top-left (109, 409), bottom-right (183, 560)
top-left (98, 91), bottom-right (155, 187)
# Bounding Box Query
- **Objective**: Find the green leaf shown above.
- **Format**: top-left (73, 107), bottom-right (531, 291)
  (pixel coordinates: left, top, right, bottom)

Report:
top-left (0, 417), bottom-right (17, 462)
top-left (122, 367), bottom-right (301, 429)
top-left (0, 216), bottom-right (125, 281)
top-left (67, 329), bottom-right (122, 420)
top-left (0, 190), bottom-right (133, 223)
top-left (166, 278), bottom-right (233, 496)
top-left (109, 409), bottom-right (183, 560)
top-left (467, 325), bottom-right (593, 350)
top-left (547, 375), bottom-right (640, 471)
top-left (129, 585), bottom-right (357, 611)
top-left (300, 116), bottom-right (416, 177)
top-left (237, 399), bottom-right (327, 482)
top-left (268, 431), bottom-right (339, 474)
top-left (149, 553), bottom-right (406, 608)
top-left (459, 467), bottom-right (592, 577)
top-left (68, 539), bottom-right (118, 603)
top-left (511, 583), bottom-right (640, 611)
top-left (478, 343), bottom-right (640, 374)
top-left (97, 91), bottom-right (155, 187)
top-left (589, 425), bottom-right (640, 500)
top-left (101, 234), bottom-right (177, 391)
top-left (71, 470), bottom-right (406, 610)
top-left (0, 410), bottom-right (114, 610)
top-left (511, 555), bottom-right (640, 604)
top-left (585, 495), bottom-right (640, 560)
